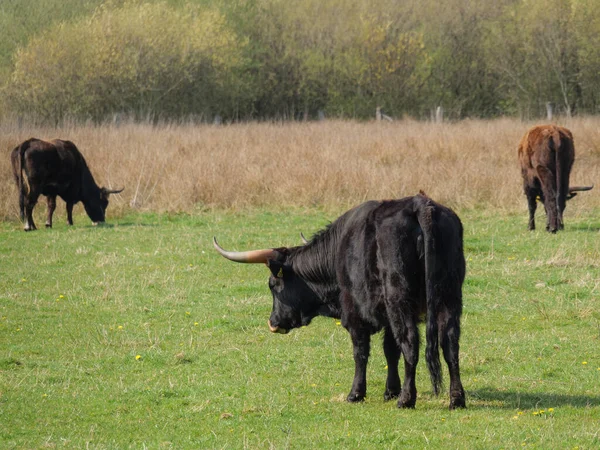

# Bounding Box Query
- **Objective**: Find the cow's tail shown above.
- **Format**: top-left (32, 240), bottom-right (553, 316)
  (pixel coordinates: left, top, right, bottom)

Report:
top-left (550, 127), bottom-right (572, 230)
top-left (551, 130), bottom-right (563, 207)
top-left (14, 140), bottom-right (33, 222)
top-left (415, 194), bottom-right (443, 396)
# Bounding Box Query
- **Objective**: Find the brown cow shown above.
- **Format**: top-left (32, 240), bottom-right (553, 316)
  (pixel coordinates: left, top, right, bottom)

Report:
top-left (518, 125), bottom-right (593, 232)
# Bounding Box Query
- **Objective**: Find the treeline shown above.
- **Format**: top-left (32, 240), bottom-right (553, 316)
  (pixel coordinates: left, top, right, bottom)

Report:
top-left (0, 0), bottom-right (599, 122)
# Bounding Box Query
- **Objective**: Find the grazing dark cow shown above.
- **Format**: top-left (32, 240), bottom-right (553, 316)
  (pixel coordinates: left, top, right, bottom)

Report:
top-left (10, 138), bottom-right (123, 231)
top-left (518, 125), bottom-right (593, 232)
top-left (214, 193), bottom-right (466, 409)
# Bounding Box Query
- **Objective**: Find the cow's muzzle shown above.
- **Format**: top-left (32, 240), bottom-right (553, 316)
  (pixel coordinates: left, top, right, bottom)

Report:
top-left (268, 320), bottom-right (289, 334)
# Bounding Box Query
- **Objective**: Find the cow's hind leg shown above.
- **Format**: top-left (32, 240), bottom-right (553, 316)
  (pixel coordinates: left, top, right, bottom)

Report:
top-left (18, 185), bottom-right (26, 222)
top-left (383, 327), bottom-right (401, 401)
top-left (23, 186), bottom-right (41, 231)
top-left (380, 264), bottom-right (418, 406)
top-left (439, 307), bottom-right (466, 409)
top-left (46, 195), bottom-right (56, 228)
top-left (396, 317), bottom-right (419, 408)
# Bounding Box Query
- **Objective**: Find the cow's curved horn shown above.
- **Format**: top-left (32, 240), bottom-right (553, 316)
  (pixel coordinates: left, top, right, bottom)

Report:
top-left (300, 232), bottom-right (309, 244)
top-left (213, 237), bottom-right (277, 264)
top-left (569, 184), bottom-right (594, 193)
top-left (104, 187), bottom-right (124, 194)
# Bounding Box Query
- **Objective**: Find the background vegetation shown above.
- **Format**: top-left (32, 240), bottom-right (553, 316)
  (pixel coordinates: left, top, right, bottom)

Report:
top-left (1, 0), bottom-right (600, 122)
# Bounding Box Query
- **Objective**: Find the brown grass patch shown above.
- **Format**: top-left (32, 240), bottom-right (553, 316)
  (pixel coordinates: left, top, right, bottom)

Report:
top-left (1, 117), bottom-right (599, 221)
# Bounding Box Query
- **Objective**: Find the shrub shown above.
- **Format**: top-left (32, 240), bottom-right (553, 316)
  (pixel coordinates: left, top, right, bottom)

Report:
top-left (5, 1), bottom-right (249, 122)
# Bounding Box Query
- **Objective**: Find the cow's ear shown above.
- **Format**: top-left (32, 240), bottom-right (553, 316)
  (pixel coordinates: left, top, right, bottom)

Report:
top-left (267, 260), bottom-right (285, 278)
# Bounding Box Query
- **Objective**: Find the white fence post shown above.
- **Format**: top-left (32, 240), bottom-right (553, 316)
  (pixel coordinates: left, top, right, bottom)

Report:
top-left (435, 106), bottom-right (444, 123)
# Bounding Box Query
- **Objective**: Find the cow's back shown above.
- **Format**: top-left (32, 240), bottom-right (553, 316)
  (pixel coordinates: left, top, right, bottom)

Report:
top-left (336, 196), bottom-right (463, 325)
top-left (518, 125), bottom-right (574, 175)
top-left (22, 139), bottom-right (82, 197)
top-left (377, 196), bottom-right (464, 297)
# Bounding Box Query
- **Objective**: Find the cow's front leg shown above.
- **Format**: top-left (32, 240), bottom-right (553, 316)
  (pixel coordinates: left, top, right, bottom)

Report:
top-left (66, 202), bottom-right (74, 226)
top-left (46, 195), bottom-right (56, 228)
top-left (557, 196), bottom-right (566, 230)
top-left (383, 327), bottom-right (401, 401)
top-left (346, 326), bottom-right (371, 402)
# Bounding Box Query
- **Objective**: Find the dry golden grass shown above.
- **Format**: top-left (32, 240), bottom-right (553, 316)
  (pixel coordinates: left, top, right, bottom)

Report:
top-left (1, 117), bottom-right (598, 222)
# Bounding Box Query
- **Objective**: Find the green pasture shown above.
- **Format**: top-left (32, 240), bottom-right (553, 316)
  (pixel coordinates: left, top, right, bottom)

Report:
top-left (1, 208), bottom-right (599, 448)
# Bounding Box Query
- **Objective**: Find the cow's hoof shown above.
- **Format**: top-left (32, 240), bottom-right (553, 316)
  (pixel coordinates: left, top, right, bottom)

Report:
top-left (45, 224), bottom-right (52, 228)
top-left (449, 397), bottom-right (466, 409)
top-left (346, 392), bottom-right (365, 403)
top-left (397, 399), bottom-right (416, 409)
top-left (383, 389), bottom-right (400, 401)
top-left (397, 392), bottom-right (416, 409)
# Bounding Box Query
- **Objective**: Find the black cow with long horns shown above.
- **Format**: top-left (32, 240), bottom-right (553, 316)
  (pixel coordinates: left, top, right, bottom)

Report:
top-left (214, 193), bottom-right (466, 409)
top-left (11, 138), bottom-right (123, 231)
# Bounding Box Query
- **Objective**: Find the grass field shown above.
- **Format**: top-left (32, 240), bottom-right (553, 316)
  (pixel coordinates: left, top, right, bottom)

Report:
top-left (1, 206), bottom-right (599, 448)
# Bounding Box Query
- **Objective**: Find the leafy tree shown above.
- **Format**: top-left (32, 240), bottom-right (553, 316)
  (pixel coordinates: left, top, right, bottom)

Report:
top-left (485, 0), bottom-right (580, 118)
top-left (5, 1), bottom-right (248, 121)
top-left (572, 0), bottom-right (600, 113)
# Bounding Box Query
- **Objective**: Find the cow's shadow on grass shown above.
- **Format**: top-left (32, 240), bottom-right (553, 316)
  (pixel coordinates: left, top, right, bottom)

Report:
top-left (468, 388), bottom-right (600, 409)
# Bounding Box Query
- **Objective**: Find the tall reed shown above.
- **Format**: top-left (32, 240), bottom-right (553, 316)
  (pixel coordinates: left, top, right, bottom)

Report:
top-left (1, 117), bottom-right (598, 222)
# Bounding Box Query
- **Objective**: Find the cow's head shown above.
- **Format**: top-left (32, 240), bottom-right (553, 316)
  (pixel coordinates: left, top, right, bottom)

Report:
top-left (213, 237), bottom-right (322, 334)
top-left (85, 187), bottom-right (124, 224)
